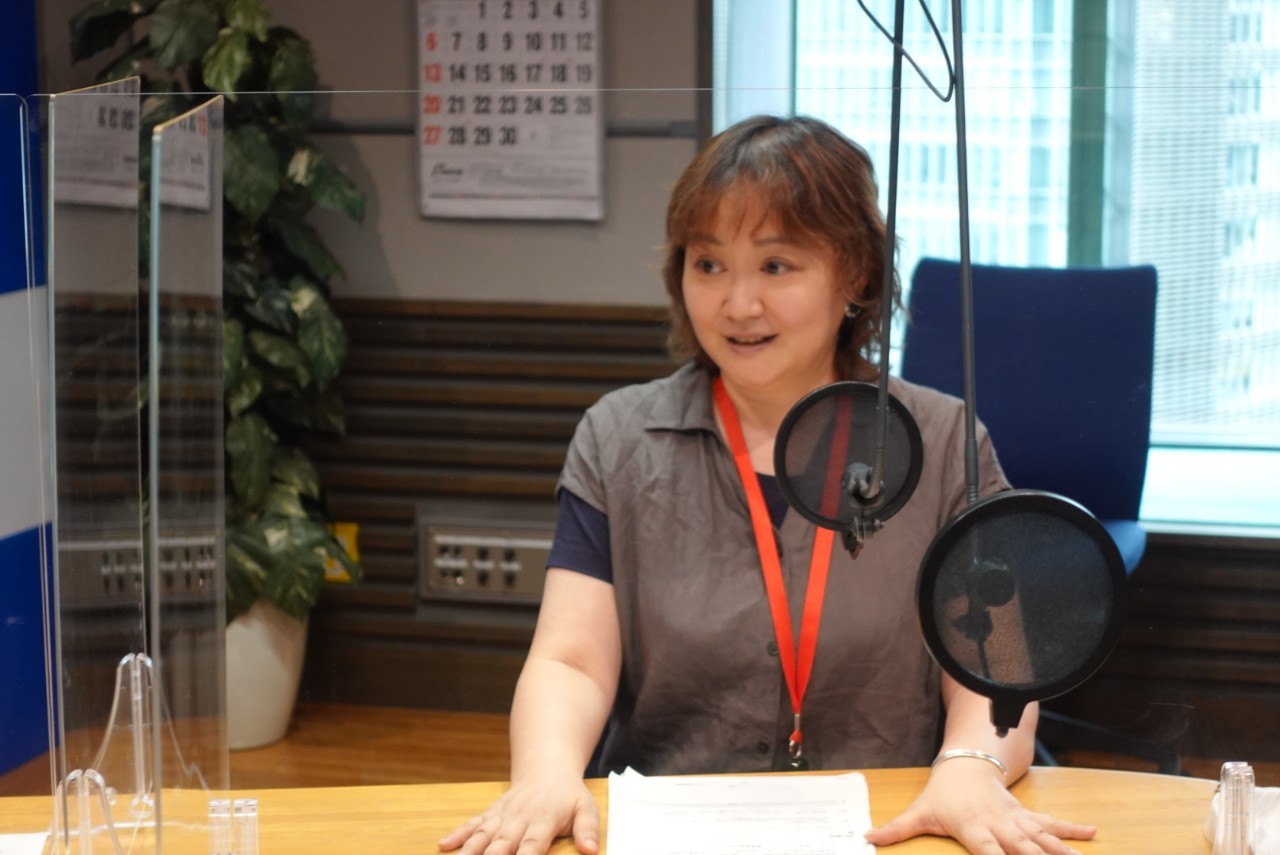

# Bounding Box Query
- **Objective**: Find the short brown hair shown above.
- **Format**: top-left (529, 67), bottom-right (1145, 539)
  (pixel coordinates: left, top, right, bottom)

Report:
top-left (662, 115), bottom-right (895, 381)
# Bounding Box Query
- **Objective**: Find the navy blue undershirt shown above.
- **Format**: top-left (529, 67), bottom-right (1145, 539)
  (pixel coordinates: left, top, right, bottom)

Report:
top-left (548, 474), bottom-right (789, 584)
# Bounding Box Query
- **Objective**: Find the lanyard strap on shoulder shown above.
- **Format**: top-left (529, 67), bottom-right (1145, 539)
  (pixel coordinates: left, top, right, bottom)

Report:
top-left (712, 377), bottom-right (843, 752)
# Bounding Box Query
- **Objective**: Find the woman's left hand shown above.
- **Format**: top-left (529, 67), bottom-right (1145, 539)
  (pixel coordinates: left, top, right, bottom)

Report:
top-left (863, 759), bottom-right (1097, 854)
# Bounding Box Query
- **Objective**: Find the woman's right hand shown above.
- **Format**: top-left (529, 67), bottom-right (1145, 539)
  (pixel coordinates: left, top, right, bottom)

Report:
top-left (437, 773), bottom-right (602, 855)
top-left (442, 569), bottom-right (619, 854)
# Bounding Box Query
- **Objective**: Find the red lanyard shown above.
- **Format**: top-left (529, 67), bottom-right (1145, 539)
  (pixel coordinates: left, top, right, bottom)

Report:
top-left (712, 377), bottom-right (850, 760)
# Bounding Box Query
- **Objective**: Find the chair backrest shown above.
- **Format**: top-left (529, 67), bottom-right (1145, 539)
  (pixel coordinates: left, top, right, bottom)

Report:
top-left (900, 258), bottom-right (1158, 523)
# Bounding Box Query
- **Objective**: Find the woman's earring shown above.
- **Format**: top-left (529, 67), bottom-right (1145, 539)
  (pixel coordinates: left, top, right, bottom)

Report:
top-left (844, 302), bottom-right (862, 320)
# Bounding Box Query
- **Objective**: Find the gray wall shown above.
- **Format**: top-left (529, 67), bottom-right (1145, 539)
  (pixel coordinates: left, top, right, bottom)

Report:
top-left (36, 0), bottom-right (702, 304)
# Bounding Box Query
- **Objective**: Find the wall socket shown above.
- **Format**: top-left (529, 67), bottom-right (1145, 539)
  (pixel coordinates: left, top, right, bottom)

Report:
top-left (56, 533), bottom-right (219, 608)
top-left (419, 522), bottom-right (552, 605)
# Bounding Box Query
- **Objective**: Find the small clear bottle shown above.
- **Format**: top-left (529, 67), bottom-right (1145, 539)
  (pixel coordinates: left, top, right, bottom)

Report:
top-left (1213, 761), bottom-right (1255, 855)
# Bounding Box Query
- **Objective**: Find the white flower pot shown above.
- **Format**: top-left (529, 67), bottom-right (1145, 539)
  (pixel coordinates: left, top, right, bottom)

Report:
top-left (225, 599), bottom-right (308, 750)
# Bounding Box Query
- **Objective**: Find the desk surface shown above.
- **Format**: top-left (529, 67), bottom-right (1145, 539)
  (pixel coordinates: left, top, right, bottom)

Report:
top-left (0, 766), bottom-right (1214, 853)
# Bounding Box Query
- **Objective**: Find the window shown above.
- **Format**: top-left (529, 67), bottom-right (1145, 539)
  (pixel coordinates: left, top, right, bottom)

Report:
top-left (1228, 75), bottom-right (1262, 114)
top-left (1030, 146), bottom-right (1051, 188)
top-left (1227, 144), bottom-right (1260, 187)
top-left (713, 0), bottom-right (1280, 533)
top-left (1229, 11), bottom-right (1263, 43)
top-left (1034, 0), bottom-right (1056, 34)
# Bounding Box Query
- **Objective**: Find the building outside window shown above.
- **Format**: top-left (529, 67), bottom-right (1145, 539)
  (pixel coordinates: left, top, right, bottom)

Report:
top-left (713, 0), bottom-right (1280, 531)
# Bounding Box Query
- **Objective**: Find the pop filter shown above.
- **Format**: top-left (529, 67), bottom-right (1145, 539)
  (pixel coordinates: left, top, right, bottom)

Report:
top-left (774, 382), bottom-right (922, 550)
top-left (917, 490), bottom-right (1127, 734)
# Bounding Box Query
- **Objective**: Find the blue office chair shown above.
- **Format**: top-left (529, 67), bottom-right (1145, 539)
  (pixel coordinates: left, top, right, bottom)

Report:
top-left (901, 257), bottom-right (1175, 770)
top-left (900, 257), bottom-right (1157, 575)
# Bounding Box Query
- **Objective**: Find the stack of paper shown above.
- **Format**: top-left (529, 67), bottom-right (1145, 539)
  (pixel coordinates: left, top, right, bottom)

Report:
top-left (0, 832), bottom-right (49, 855)
top-left (606, 769), bottom-right (875, 854)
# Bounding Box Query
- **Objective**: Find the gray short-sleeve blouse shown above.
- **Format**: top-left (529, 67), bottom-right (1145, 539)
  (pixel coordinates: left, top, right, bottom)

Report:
top-left (557, 362), bottom-right (1010, 775)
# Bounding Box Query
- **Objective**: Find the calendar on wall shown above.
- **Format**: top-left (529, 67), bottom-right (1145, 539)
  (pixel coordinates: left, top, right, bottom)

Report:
top-left (416, 0), bottom-right (604, 221)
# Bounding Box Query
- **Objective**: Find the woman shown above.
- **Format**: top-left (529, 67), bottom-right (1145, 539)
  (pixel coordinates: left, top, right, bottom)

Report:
top-left (440, 115), bottom-right (1095, 855)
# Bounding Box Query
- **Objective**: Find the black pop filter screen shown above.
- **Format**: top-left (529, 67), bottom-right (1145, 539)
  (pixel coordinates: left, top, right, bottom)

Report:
top-left (775, 382), bottom-right (923, 529)
top-left (918, 490), bottom-right (1126, 727)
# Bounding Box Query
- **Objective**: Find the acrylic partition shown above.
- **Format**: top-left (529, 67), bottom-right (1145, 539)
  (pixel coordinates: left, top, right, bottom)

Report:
top-left (146, 95), bottom-right (229, 849)
top-left (42, 82), bottom-right (228, 853)
top-left (45, 79), bottom-right (152, 851)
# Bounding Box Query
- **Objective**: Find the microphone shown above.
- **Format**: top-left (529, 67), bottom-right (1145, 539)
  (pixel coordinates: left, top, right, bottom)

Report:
top-left (841, 462), bottom-right (882, 506)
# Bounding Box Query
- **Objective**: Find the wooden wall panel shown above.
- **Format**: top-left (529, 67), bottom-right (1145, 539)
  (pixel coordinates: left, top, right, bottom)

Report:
top-left (300, 300), bottom-right (673, 712)
top-left (1048, 535), bottom-right (1280, 760)
top-left (302, 299), bottom-right (1280, 762)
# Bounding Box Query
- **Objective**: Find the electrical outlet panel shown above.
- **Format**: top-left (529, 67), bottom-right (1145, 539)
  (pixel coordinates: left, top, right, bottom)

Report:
top-left (420, 524), bottom-right (551, 604)
top-left (58, 537), bottom-right (145, 608)
top-left (56, 533), bottom-right (219, 608)
top-left (417, 500), bottom-right (557, 605)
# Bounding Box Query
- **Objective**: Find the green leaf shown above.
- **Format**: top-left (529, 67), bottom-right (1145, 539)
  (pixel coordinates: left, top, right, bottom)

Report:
top-left (223, 259), bottom-right (260, 300)
top-left (287, 148), bottom-right (365, 222)
top-left (245, 285), bottom-right (297, 334)
top-left (70, 0), bottom-right (144, 63)
top-left (226, 362), bottom-right (263, 416)
top-left (261, 386), bottom-right (314, 430)
top-left (225, 524), bottom-right (271, 620)
top-left (258, 515), bottom-right (330, 619)
top-left (148, 0), bottom-right (220, 69)
top-left (225, 412), bottom-right (276, 509)
top-left (223, 124), bottom-right (279, 225)
top-left (268, 35), bottom-right (318, 130)
top-left (248, 329), bottom-right (312, 388)
top-left (202, 27), bottom-right (250, 95)
top-left (311, 386), bottom-right (347, 435)
top-left (291, 281), bottom-right (346, 388)
top-left (222, 316), bottom-right (244, 390)
top-left (274, 218), bottom-right (339, 282)
top-left (94, 37), bottom-right (152, 84)
top-left (267, 33), bottom-right (317, 91)
top-left (224, 0), bottom-right (270, 41)
top-left (263, 484), bottom-right (307, 518)
top-left (271, 447), bottom-right (321, 500)
top-left (320, 535), bottom-right (363, 582)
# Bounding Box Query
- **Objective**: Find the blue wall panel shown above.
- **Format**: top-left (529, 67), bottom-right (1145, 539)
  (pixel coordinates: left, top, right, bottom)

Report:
top-left (0, 526), bottom-right (51, 776)
top-left (1, 0), bottom-right (48, 777)
top-left (0, 0), bottom-right (40, 297)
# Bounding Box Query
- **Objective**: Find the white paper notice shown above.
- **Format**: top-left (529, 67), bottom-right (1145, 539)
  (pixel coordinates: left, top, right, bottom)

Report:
top-left (416, 0), bottom-right (604, 220)
top-left (0, 832), bottom-right (49, 855)
top-left (606, 769), bottom-right (876, 855)
top-left (156, 107), bottom-right (213, 212)
top-left (50, 78), bottom-right (140, 209)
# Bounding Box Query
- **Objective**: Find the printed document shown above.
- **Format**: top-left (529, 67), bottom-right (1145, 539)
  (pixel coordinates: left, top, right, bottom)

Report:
top-left (606, 768), bottom-right (876, 854)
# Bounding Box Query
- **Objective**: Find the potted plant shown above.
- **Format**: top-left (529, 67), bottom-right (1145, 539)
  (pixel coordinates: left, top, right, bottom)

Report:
top-left (70, 0), bottom-right (364, 747)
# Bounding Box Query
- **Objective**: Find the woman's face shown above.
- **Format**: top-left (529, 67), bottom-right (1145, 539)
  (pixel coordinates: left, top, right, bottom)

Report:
top-left (682, 192), bottom-right (852, 405)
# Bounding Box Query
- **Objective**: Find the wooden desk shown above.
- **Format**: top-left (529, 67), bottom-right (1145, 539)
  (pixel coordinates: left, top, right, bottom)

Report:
top-left (0, 767), bottom-right (1214, 853)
